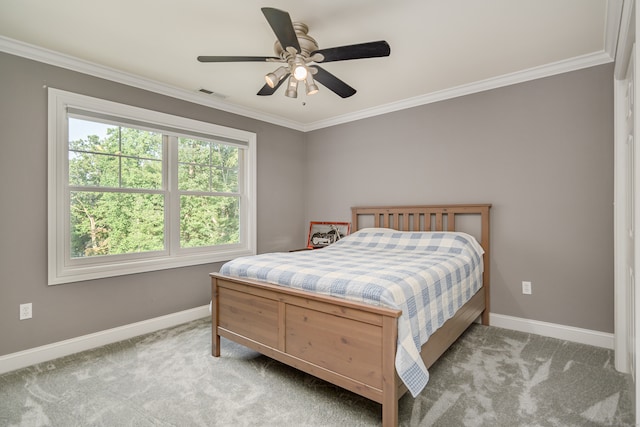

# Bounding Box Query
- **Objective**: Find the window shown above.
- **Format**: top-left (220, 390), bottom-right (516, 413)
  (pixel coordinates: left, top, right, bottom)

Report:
top-left (48, 88), bottom-right (256, 285)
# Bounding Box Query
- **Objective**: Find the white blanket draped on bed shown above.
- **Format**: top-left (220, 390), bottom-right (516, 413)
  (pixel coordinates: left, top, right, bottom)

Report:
top-left (219, 228), bottom-right (484, 396)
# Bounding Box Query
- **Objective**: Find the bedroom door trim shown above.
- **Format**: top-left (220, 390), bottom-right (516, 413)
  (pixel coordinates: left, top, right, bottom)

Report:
top-left (614, 1), bottom-right (638, 423)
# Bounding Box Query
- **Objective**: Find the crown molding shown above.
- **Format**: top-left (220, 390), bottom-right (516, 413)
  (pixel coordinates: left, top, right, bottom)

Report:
top-left (1, 35), bottom-right (616, 133)
top-left (0, 35), bottom-right (305, 132)
top-left (604, 0), bottom-right (624, 60)
top-left (613, 0), bottom-right (634, 79)
top-left (303, 50), bottom-right (614, 131)
top-left (304, 0), bottom-right (622, 131)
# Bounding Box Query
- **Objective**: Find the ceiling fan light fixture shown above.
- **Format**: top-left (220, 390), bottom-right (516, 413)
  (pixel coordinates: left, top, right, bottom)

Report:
top-left (305, 74), bottom-right (319, 95)
top-left (265, 66), bottom-right (288, 88)
top-left (292, 59), bottom-right (308, 81)
top-left (285, 76), bottom-right (298, 98)
top-left (293, 65), bottom-right (307, 81)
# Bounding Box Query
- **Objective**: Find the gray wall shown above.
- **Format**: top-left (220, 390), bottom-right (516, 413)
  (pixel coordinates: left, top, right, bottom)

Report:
top-left (0, 50), bottom-right (615, 358)
top-left (306, 64), bottom-right (614, 333)
top-left (0, 52), bottom-right (307, 356)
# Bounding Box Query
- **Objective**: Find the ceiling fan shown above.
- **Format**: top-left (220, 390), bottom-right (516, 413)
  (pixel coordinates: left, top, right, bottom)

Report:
top-left (197, 7), bottom-right (391, 99)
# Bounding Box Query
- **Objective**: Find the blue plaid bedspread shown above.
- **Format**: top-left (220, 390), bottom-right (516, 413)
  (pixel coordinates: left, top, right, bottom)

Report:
top-left (219, 228), bottom-right (484, 396)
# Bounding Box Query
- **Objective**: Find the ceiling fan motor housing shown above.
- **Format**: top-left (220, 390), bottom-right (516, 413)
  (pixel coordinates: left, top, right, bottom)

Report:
top-left (273, 22), bottom-right (318, 58)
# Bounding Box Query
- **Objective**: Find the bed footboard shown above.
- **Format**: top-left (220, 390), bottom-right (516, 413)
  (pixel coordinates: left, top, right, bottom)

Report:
top-left (211, 274), bottom-right (403, 425)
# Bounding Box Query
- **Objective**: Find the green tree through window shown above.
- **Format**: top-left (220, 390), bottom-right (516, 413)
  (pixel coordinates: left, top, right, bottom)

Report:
top-left (177, 137), bottom-right (240, 248)
top-left (68, 119), bottom-right (240, 258)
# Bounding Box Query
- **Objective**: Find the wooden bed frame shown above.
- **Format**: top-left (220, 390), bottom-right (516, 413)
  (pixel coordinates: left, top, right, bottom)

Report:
top-left (210, 204), bottom-right (491, 427)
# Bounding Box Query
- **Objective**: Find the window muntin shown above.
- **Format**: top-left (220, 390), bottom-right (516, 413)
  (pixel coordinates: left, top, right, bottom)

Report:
top-left (48, 88), bottom-right (256, 285)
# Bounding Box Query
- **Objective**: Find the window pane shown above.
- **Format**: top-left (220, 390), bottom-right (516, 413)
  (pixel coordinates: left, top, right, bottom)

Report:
top-left (212, 143), bottom-right (239, 192)
top-left (178, 163), bottom-right (210, 191)
top-left (213, 161), bottom-right (238, 192)
top-left (178, 138), bottom-right (210, 164)
top-left (121, 157), bottom-right (162, 189)
top-left (69, 151), bottom-right (119, 187)
top-left (68, 118), bottom-right (163, 190)
top-left (180, 195), bottom-right (239, 248)
top-left (178, 138), bottom-right (239, 192)
top-left (70, 191), bottom-right (165, 258)
top-left (119, 127), bottom-right (162, 160)
top-left (68, 118), bottom-right (113, 152)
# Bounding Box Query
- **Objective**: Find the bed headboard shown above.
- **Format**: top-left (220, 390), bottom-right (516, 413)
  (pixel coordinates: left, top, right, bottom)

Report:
top-left (351, 204), bottom-right (491, 322)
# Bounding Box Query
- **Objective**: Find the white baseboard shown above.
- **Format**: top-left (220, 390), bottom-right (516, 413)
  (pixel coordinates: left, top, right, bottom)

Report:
top-left (490, 313), bottom-right (614, 349)
top-left (0, 305), bottom-right (210, 375)
top-left (0, 308), bottom-right (613, 376)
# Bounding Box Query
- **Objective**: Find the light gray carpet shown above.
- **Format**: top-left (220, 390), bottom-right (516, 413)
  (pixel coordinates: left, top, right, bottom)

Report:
top-left (0, 318), bottom-right (634, 426)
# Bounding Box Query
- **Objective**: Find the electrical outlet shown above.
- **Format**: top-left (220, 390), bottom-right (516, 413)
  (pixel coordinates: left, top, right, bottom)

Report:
top-left (522, 281), bottom-right (532, 295)
top-left (20, 303), bottom-right (32, 320)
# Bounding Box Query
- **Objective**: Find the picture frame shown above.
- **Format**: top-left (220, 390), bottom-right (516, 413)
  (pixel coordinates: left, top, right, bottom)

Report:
top-left (307, 221), bottom-right (351, 248)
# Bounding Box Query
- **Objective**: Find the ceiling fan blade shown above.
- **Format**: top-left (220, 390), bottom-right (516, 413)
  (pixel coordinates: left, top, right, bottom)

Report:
top-left (312, 41), bottom-right (391, 63)
top-left (197, 56), bottom-right (279, 62)
top-left (261, 7), bottom-right (301, 53)
top-left (311, 66), bottom-right (356, 98)
top-left (257, 76), bottom-right (287, 96)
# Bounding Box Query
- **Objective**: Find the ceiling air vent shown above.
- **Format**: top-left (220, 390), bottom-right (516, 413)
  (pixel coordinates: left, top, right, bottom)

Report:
top-left (198, 88), bottom-right (227, 99)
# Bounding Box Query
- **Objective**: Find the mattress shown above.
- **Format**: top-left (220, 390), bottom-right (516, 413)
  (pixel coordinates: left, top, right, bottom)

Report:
top-left (219, 228), bottom-right (484, 396)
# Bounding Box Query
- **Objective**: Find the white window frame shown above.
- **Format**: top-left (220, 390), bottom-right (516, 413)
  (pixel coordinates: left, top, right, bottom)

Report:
top-left (47, 88), bottom-right (256, 285)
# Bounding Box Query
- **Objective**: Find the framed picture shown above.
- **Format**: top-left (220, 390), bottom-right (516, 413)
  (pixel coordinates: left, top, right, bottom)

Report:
top-left (307, 221), bottom-right (351, 248)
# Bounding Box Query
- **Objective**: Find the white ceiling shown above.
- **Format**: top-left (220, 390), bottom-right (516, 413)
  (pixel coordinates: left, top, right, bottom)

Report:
top-left (0, 0), bottom-right (619, 131)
